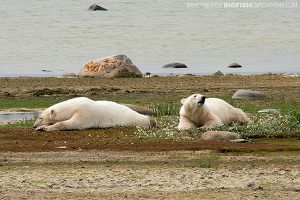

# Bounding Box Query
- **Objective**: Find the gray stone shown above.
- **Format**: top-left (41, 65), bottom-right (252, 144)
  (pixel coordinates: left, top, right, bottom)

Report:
top-left (80, 55), bottom-right (142, 78)
top-left (230, 139), bottom-right (249, 143)
top-left (176, 73), bottom-right (194, 77)
top-left (61, 73), bottom-right (77, 78)
top-left (88, 4), bottom-right (107, 11)
top-left (232, 89), bottom-right (267, 100)
top-left (228, 63), bottom-right (242, 68)
top-left (258, 109), bottom-right (280, 114)
top-left (213, 70), bottom-right (224, 76)
top-left (201, 131), bottom-right (241, 141)
top-left (245, 182), bottom-right (256, 188)
top-left (162, 63), bottom-right (187, 68)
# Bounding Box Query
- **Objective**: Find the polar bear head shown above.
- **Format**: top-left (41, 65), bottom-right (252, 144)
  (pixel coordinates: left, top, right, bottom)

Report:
top-left (33, 109), bottom-right (56, 128)
top-left (181, 94), bottom-right (206, 111)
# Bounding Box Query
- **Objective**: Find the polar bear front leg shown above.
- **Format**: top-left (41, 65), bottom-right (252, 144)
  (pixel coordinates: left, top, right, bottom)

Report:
top-left (41, 115), bottom-right (85, 131)
top-left (43, 121), bottom-right (69, 131)
top-left (178, 116), bottom-right (197, 130)
top-left (202, 120), bottom-right (223, 129)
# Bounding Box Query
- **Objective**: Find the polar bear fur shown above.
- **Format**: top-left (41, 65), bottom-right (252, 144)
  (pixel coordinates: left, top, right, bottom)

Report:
top-left (178, 94), bottom-right (250, 130)
top-left (33, 97), bottom-right (156, 131)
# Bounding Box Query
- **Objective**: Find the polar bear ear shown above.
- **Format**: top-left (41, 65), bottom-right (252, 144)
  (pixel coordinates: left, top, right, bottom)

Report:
top-left (181, 98), bottom-right (186, 105)
top-left (50, 109), bottom-right (55, 119)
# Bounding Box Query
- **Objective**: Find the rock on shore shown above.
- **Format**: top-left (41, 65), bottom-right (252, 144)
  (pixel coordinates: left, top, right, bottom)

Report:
top-left (232, 89), bottom-right (267, 100)
top-left (201, 131), bottom-right (241, 141)
top-left (80, 55), bottom-right (142, 78)
top-left (213, 70), bottom-right (224, 76)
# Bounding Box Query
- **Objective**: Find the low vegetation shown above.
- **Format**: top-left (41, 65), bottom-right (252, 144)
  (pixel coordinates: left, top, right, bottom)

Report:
top-left (0, 75), bottom-right (299, 142)
top-left (1, 101), bottom-right (300, 140)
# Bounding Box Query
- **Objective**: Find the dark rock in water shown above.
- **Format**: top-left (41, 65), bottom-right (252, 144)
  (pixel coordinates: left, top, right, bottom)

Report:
top-left (232, 89), bottom-right (267, 100)
top-left (213, 70), bottom-right (224, 76)
top-left (162, 63), bottom-right (188, 68)
top-left (42, 69), bottom-right (52, 73)
top-left (88, 4), bottom-right (107, 11)
top-left (228, 63), bottom-right (242, 68)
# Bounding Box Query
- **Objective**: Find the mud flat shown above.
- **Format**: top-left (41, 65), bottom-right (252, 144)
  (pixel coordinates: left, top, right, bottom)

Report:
top-left (0, 151), bottom-right (299, 200)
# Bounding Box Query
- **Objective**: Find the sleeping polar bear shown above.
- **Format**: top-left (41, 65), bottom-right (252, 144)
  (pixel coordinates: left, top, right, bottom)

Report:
top-left (178, 94), bottom-right (250, 130)
top-left (33, 97), bottom-right (156, 131)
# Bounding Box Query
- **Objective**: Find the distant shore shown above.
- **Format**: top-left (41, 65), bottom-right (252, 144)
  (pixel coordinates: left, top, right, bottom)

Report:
top-left (0, 74), bottom-right (299, 99)
top-left (0, 71), bottom-right (299, 78)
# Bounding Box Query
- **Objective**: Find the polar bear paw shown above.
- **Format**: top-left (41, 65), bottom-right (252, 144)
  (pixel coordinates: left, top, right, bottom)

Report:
top-left (36, 125), bottom-right (48, 131)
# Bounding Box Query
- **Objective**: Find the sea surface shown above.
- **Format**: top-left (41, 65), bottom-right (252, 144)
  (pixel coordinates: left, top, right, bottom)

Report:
top-left (0, 0), bottom-right (299, 76)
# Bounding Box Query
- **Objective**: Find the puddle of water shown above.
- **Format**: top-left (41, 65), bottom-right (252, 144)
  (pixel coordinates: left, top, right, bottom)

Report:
top-left (0, 112), bottom-right (41, 122)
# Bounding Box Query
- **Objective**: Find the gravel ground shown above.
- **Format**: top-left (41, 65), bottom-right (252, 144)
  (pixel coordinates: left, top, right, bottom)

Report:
top-left (0, 151), bottom-right (299, 200)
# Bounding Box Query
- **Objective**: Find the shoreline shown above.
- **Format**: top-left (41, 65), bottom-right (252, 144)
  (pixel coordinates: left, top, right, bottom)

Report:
top-left (0, 71), bottom-right (299, 78)
top-left (0, 74), bottom-right (299, 98)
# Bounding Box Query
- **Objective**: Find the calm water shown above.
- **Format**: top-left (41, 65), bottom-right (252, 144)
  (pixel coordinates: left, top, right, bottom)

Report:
top-left (0, 112), bottom-right (40, 122)
top-left (0, 0), bottom-right (299, 76)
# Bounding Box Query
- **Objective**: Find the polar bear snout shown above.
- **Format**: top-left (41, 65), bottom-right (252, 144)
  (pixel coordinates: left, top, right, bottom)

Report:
top-left (197, 96), bottom-right (206, 105)
top-left (33, 118), bottom-right (42, 128)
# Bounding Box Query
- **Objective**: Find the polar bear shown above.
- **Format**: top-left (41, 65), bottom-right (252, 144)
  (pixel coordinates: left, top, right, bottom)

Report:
top-left (178, 94), bottom-right (250, 130)
top-left (33, 97), bottom-right (156, 131)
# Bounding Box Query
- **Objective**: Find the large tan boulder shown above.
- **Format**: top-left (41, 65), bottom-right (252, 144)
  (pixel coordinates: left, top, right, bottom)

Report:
top-left (80, 55), bottom-right (142, 78)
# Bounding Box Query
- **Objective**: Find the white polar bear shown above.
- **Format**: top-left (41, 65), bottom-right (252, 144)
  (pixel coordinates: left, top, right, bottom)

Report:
top-left (33, 97), bottom-right (156, 131)
top-left (178, 94), bottom-right (250, 130)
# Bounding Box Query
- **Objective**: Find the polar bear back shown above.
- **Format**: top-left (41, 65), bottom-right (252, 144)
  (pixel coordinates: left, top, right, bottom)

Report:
top-left (92, 101), bottom-right (150, 127)
top-left (54, 100), bottom-right (150, 128)
top-left (205, 98), bottom-right (249, 125)
top-left (34, 96), bottom-right (156, 131)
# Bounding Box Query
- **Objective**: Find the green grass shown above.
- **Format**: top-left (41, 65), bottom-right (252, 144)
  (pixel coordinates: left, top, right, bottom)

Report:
top-left (192, 155), bottom-right (220, 168)
top-left (150, 103), bottom-right (179, 116)
top-left (2, 107), bottom-right (300, 140)
top-left (30, 180), bottom-right (47, 184)
top-left (1, 95), bottom-right (300, 140)
top-left (0, 97), bottom-right (64, 110)
top-left (1, 120), bottom-right (35, 128)
top-left (222, 96), bottom-right (300, 114)
top-left (207, 112), bottom-right (300, 138)
top-left (1, 95), bottom-right (298, 116)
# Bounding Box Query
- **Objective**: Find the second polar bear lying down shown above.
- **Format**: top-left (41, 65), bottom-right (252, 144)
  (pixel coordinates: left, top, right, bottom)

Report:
top-left (178, 94), bottom-right (250, 130)
top-left (33, 97), bottom-right (156, 131)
